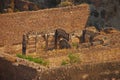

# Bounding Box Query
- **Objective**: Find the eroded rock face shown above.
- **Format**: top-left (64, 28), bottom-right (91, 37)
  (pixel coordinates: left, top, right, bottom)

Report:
top-left (30, 0), bottom-right (61, 8)
top-left (15, 0), bottom-right (39, 11)
top-left (90, 0), bottom-right (120, 29)
top-left (61, 0), bottom-right (120, 29)
top-left (0, 0), bottom-right (14, 13)
top-left (0, 0), bottom-right (61, 13)
top-left (0, 0), bottom-right (39, 13)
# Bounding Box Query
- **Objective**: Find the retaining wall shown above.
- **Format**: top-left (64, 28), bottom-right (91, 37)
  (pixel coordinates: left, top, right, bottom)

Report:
top-left (0, 52), bottom-right (120, 80)
top-left (0, 4), bottom-right (89, 53)
top-left (0, 4), bottom-right (89, 46)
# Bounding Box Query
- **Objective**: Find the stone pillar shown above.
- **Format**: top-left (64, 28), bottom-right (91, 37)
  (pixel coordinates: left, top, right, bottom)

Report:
top-left (22, 34), bottom-right (27, 55)
top-left (43, 34), bottom-right (49, 51)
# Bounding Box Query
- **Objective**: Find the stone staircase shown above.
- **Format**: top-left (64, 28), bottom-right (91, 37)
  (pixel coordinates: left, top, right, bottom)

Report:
top-left (26, 35), bottom-right (37, 54)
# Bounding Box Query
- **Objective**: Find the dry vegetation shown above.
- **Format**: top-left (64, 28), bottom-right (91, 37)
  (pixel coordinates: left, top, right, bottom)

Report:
top-left (0, 3), bottom-right (120, 69)
top-left (21, 31), bottom-right (120, 68)
top-left (0, 2), bottom-right (120, 80)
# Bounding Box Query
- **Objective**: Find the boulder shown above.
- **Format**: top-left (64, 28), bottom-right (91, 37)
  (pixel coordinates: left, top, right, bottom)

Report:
top-left (15, 0), bottom-right (39, 11)
top-left (103, 27), bottom-right (119, 34)
top-left (59, 39), bottom-right (71, 49)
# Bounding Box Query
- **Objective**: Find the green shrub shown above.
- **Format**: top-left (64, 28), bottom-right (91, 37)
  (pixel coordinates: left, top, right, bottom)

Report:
top-left (61, 60), bottom-right (68, 65)
top-left (68, 53), bottom-right (80, 64)
top-left (58, 1), bottom-right (73, 7)
top-left (72, 42), bottom-right (78, 48)
top-left (16, 54), bottom-right (49, 66)
top-left (14, 8), bottom-right (20, 12)
top-left (61, 53), bottom-right (81, 66)
top-left (16, 54), bottom-right (27, 59)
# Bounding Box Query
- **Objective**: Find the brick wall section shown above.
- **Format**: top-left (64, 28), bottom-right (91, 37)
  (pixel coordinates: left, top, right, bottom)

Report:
top-left (0, 4), bottom-right (89, 47)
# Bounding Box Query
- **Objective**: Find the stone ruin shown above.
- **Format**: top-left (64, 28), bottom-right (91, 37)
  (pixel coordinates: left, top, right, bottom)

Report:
top-left (22, 31), bottom-right (55, 54)
top-left (21, 26), bottom-right (117, 55)
top-left (0, 2), bottom-right (120, 80)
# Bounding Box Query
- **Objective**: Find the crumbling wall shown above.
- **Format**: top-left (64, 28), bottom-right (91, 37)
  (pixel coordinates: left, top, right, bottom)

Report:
top-left (0, 52), bottom-right (46, 80)
top-left (0, 52), bottom-right (120, 80)
top-left (41, 62), bottom-right (120, 80)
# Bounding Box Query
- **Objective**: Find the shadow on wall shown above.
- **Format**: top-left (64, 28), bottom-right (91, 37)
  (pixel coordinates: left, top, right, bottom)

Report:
top-left (0, 0), bottom-right (62, 13)
top-left (85, 1), bottom-right (106, 32)
top-left (0, 58), bottom-right (37, 80)
top-left (85, 0), bottom-right (120, 30)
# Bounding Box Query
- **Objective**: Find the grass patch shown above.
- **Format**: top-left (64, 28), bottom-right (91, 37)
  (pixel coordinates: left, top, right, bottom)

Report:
top-left (61, 53), bottom-right (81, 66)
top-left (72, 42), bottom-right (78, 48)
top-left (61, 60), bottom-right (68, 66)
top-left (68, 53), bottom-right (81, 64)
top-left (58, 1), bottom-right (73, 7)
top-left (16, 54), bottom-right (49, 66)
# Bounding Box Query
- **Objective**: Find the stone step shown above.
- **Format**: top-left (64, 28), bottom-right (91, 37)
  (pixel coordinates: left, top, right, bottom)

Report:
top-left (92, 40), bottom-right (103, 46)
top-left (78, 42), bottom-right (91, 48)
top-left (27, 49), bottom-right (36, 53)
top-left (26, 47), bottom-right (36, 50)
top-left (27, 41), bottom-right (36, 45)
top-left (27, 45), bottom-right (36, 48)
top-left (28, 37), bottom-right (36, 41)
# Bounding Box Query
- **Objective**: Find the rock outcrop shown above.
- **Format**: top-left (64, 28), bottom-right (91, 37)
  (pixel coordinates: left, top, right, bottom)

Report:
top-left (0, 0), bottom-right (61, 13)
top-left (15, 0), bottom-right (39, 11)
top-left (0, 0), bottom-right (39, 13)
top-left (89, 0), bottom-right (120, 28)
top-left (59, 0), bottom-right (120, 29)
top-left (30, 0), bottom-right (61, 8)
top-left (0, 0), bottom-right (14, 13)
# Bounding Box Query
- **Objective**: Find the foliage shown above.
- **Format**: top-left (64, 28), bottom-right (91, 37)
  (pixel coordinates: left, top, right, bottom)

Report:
top-left (61, 60), bottom-right (68, 65)
top-left (68, 53), bottom-right (81, 64)
top-left (72, 42), bottom-right (78, 48)
top-left (61, 53), bottom-right (81, 66)
top-left (14, 8), bottom-right (20, 12)
top-left (58, 1), bottom-right (73, 7)
top-left (16, 54), bottom-right (49, 66)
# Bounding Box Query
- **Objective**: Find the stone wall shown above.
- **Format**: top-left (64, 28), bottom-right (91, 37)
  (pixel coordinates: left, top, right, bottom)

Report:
top-left (41, 62), bottom-right (120, 80)
top-left (0, 52), bottom-right (120, 80)
top-left (0, 52), bottom-right (46, 80)
top-left (0, 4), bottom-right (89, 53)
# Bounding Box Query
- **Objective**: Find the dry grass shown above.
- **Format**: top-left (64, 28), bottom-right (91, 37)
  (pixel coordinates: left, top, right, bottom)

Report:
top-left (41, 46), bottom-right (120, 67)
top-left (0, 3), bottom-right (120, 68)
top-left (26, 32), bottom-right (120, 67)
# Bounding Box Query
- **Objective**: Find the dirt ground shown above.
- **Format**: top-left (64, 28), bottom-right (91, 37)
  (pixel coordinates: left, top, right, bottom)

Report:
top-left (24, 31), bottom-right (120, 68)
top-left (0, 28), bottom-right (119, 68)
top-left (0, 28), bottom-right (120, 80)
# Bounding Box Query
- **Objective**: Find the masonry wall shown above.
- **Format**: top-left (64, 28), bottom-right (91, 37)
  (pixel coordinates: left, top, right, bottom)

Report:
top-left (0, 52), bottom-right (120, 80)
top-left (0, 4), bottom-right (89, 53)
top-left (0, 52), bottom-right (46, 80)
top-left (41, 62), bottom-right (120, 80)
